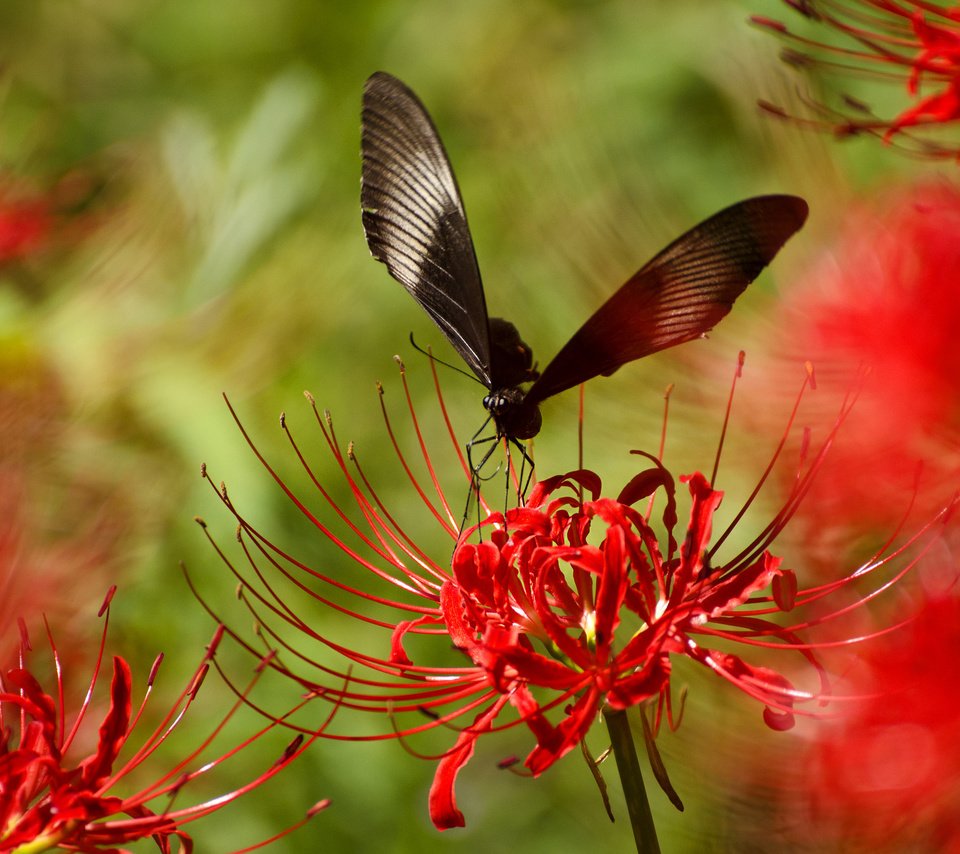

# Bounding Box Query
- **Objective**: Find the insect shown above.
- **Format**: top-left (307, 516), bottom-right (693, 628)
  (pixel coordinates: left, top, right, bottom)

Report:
top-left (360, 71), bottom-right (808, 480)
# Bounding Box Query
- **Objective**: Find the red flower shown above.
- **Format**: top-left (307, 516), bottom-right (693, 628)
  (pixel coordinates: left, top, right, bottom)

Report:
top-left (0, 469), bottom-right (122, 644)
top-left (776, 589), bottom-right (960, 849)
top-left (0, 588), bottom-right (325, 852)
top-left (0, 184), bottom-right (51, 262)
top-left (197, 362), bottom-right (953, 830)
top-left (429, 467), bottom-right (796, 827)
top-left (753, 1), bottom-right (960, 158)
top-left (756, 180), bottom-right (960, 537)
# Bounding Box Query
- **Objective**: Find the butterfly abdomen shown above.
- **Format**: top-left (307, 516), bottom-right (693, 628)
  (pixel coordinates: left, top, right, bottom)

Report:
top-left (488, 317), bottom-right (539, 388)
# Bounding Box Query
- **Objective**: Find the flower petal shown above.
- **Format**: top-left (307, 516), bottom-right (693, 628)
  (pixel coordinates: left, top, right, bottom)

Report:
top-left (429, 695), bottom-right (510, 830)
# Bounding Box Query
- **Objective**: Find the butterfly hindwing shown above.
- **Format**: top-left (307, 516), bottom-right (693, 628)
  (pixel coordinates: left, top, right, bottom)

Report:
top-left (524, 195), bottom-right (809, 405)
top-left (361, 71), bottom-right (493, 386)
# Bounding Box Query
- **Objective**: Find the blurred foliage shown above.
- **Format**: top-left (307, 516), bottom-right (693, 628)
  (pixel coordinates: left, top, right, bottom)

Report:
top-left (0, 0), bottom-right (947, 851)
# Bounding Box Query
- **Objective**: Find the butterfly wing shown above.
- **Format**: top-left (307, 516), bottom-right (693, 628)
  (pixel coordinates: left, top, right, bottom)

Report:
top-left (361, 71), bottom-right (493, 387)
top-left (524, 195), bottom-right (808, 405)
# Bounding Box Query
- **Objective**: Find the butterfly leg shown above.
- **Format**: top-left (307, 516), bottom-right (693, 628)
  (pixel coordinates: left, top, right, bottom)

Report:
top-left (501, 437), bottom-right (512, 523)
top-left (501, 436), bottom-right (535, 519)
top-left (509, 436), bottom-right (535, 503)
top-left (459, 420), bottom-right (502, 542)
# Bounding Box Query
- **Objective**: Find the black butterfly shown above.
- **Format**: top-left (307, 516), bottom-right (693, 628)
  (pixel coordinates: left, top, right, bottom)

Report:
top-left (360, 71), bottom-right (807, 455)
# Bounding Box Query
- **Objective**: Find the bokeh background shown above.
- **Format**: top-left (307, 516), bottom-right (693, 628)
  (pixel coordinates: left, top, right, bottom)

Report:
top-left (3, 0), bottom-right (956, 851)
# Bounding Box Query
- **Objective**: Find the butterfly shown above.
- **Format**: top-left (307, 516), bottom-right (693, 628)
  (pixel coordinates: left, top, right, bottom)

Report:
top-left (360, 71), bottom-right (808, 462)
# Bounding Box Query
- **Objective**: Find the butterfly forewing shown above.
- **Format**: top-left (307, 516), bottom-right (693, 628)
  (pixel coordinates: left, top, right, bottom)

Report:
top-left (361, 71), bottom-right (493, 386)
top-left (524, 195), bottom-right (808, 405)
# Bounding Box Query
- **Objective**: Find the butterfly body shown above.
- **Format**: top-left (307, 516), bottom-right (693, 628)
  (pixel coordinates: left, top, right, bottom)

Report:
top-left (360, 71), bottom-right (808, 448)
top-left (480, 317), bottom-right (541, 439)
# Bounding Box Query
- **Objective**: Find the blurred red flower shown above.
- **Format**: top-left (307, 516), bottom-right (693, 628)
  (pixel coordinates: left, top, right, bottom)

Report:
top-left (780, 588), bottom-right (960, 849)
top-left (197, 363), bottom-right (953, 830)
top-left (0, 470), bottom-right (123, 641)
top-left (0, 589), bottom-right (324, 852)
top-left (758, 181), bottom-right (960, 538)
top-left (754, 1), bottom-right (960, 158)
top-left (0, 186), bottom-right (51, 262)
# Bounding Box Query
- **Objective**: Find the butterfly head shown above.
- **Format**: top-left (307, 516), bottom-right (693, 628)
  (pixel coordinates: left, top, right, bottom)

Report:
top-left (483, 386), bottom-right (542, 440)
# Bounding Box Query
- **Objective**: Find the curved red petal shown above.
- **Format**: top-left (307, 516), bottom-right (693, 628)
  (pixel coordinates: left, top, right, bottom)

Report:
top-left (429, 696), bottom-right (509, 830)
top-left (79, 656), bottom-right (132, 787)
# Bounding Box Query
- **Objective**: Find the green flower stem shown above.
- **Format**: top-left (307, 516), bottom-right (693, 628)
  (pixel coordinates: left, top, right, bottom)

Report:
top-left (603, 707), bottom-right (660, 854)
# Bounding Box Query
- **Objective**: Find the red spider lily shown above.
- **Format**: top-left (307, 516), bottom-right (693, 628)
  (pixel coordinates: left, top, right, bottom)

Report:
top-left (0, 587), bottom-right (327, 853)
top-left (772, 587), bottom-right (960, 849)
top-left (0, 182), bottom-right (51, 262)
top-left (753, 180), bottom-right (960, 539)
top-left (753, 1), bottom-right (960, 158)
top-left (0, 169), bottom-right (108, 288)
top-left (0, 469), bottom-right (122, 643)
top-left (195, 359), bottom-right (956, 831)
top-left (427, 466), bottom-right (803, 828)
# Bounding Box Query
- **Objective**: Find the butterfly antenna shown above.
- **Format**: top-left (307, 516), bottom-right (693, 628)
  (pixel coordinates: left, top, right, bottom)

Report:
top-left (408, 333), bottom-right (484, 385)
